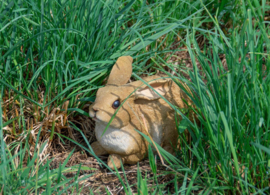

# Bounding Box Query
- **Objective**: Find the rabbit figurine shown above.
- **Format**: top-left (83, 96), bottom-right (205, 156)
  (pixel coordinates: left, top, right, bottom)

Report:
top-left (89, 56), bottom-right (193, 169)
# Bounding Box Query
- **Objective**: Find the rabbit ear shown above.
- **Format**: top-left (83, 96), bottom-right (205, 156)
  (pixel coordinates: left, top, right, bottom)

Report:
top-left (135, 78), bottom-right (171, 100)
top-left (107, 56), bottom-right (133, 85)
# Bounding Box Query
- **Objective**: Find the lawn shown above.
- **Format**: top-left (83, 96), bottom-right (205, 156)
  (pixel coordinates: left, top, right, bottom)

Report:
top-left (1, 0), bottom-right (270, 194)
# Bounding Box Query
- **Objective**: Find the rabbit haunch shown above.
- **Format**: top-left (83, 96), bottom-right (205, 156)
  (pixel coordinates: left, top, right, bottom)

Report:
top-left (89, 56), bottom-right (192, 169)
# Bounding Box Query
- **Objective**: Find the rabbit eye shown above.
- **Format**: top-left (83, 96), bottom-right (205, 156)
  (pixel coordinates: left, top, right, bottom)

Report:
top-left (112, 100), bottom-right (120, 109)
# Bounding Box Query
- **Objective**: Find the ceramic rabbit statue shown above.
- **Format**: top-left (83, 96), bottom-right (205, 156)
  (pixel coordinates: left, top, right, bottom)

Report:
top-left (89, 56), bottom-right (193, 169)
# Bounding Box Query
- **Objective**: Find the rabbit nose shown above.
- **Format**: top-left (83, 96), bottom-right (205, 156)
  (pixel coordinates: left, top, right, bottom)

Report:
top-left (92, 107), bottom-right (99, 112)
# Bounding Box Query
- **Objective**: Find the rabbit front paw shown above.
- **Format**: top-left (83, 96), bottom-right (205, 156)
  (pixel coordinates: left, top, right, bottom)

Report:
top-left (107, 154), bottom-right (123, 170)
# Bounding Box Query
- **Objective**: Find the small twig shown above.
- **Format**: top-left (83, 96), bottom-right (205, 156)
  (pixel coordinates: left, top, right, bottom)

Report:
top-left (106, 186), bottom-right (113, 195)
top-left (106, 170), bottom-right (138, 175)
top-left (116, 186), bottom-right (124, 195)
top-left (198, 168), bottom-right (209, 177)
top-left (79, 161), bottom-right (102, 165)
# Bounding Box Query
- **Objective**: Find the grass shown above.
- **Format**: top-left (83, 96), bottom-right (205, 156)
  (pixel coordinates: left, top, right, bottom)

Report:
top-left (1, 0), bottom-right (270, 194)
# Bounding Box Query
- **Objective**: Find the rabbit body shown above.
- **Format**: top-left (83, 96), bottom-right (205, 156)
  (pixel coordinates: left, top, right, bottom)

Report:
top-left (89, 56), bottom-right (192, 169)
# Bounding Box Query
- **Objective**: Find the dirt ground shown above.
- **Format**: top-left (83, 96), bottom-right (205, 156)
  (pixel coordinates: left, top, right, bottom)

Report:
top-left (50, 148), bottom-right (175, 194)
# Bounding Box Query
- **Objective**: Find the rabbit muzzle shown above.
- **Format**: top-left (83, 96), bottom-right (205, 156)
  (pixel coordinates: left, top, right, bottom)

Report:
top-left (89, 105), bottom-right (100, 121)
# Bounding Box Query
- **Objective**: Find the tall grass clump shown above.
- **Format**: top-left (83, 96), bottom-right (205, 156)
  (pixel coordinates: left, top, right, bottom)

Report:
top-left (172, 3), bottom-right (270, 194)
